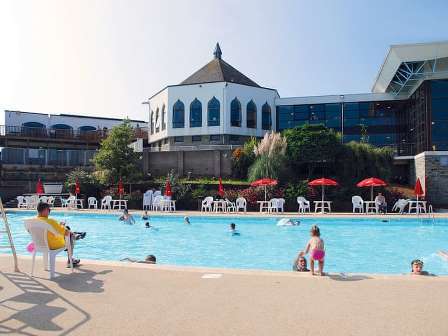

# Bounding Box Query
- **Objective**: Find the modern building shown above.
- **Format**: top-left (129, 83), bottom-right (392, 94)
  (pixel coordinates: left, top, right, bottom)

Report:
top-left (144, 42), bottom-right (448, 204)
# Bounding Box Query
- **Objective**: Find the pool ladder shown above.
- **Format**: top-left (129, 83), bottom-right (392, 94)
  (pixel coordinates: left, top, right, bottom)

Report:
top-left (428, 205), bottom-right (436, 226)
top-left (0, 198), bottom-right (19, 272)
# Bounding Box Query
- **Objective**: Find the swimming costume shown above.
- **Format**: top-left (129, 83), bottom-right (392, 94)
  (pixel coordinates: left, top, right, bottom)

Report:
top-left (310, 249), bottom-right (325, 261)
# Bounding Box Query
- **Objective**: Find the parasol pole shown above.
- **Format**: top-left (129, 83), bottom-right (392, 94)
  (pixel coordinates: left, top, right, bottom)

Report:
top-left (264, 185), bottom-right (267, 201)
top-left (371, 185), bottom-right (374, 201)
top-left (321, 185), bottom-right (325, 214)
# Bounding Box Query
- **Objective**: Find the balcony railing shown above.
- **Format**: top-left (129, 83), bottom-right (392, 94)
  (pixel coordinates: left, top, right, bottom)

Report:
top-left (147, 144), bottom-right (242, 152)
top-left (0, 125), bottom-right (148, 141)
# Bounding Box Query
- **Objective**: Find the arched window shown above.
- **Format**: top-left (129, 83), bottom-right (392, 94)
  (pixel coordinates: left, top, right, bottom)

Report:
top-left (51, 124), bottom-right (72, 130)
top-left (155, 107), bottom-right (160, 132)
top-left (79, 126), bottom-right (96, 133)
top-left (246, 100), bottom-right (257, 128)
top-left (208, 97), bottom-right (220, 126)
top-left (51, 124), bottom-right (73, 138)
top-left (172, 100), bottom-right (185, 128)
top-left (22, 122), bottom-right (46, 137)
top-left (150, 110), bottom-right (154, 134)
top-left (190, 98), bottom-right (202, 127)
top-left (262, 103), bottom-right (272, 130)
top-left (161, 105), bottom-right (166, 130)
top-left (230, 98), bottom-right (241, 127)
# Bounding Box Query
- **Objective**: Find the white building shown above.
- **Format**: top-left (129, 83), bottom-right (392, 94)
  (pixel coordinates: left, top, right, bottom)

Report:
top-left (146, 43), bottom-right (279, 149)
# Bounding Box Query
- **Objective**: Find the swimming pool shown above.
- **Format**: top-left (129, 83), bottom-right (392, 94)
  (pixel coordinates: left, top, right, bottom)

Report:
top-left (3, 211), bottom-right (448, 275)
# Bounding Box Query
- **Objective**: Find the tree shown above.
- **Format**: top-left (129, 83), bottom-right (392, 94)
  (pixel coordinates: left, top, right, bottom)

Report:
top-left (248, 132), bottom-right (287, 181)
top-left (231, 137), bottom-right (257, 178)
top-left (282, 124), bottom-right (342, 179)
top-left (92, 120), bottom-right (141, 184)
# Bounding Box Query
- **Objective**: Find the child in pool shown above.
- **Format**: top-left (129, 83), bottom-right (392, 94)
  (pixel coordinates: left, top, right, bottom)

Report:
top-left (299, 225), bottom-right (325, 276)
top-left (410, 259), bottom-right (429, 275)
top-left (229, 223), bottom-right (240, 236)
top-left (142, 211), bottom-right (149, 220)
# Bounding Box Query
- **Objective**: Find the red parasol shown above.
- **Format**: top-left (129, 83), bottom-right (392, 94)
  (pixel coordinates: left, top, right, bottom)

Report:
top-left (118, 178), bottom-right (124, 197)
top-left (414, 178), bottom-right (424, 197)
top-left (36, 178), bottom-right (44, 195)
top-left (357, 177), bottom-right (387, 201)
top-left (165, 180), bottom-right (172, 197)
top-left (250, 178), bottom-right (278, 201)
top-left (217, 177), bottom-right (225, 198)
top-left (308, 178), bottom-right (339, 209)
top-left (75, 178), bottom-right (81, 195)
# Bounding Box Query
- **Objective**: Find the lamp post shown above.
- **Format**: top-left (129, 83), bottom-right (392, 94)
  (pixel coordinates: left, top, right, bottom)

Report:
top-left (340, 94), bottom-right (345, 143)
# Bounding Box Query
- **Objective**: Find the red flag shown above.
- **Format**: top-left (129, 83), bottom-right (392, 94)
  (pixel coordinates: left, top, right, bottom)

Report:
top-left (165, 180), bottom-right (172, 197)
top-left (218, 177), bottom-right (225, 197)
top-left (118, 178), bottom-right (124, 195)
top-left (36, 178), bottom-right (44, 195)
top-left (75, 179), bottom-right (81, 195)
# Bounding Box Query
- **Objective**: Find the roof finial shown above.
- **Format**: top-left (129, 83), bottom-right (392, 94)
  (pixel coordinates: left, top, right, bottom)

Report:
top-left (213, 42), bottom-right (222, 59)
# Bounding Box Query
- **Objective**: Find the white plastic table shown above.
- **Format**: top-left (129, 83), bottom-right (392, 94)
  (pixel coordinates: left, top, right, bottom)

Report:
top-left (112, 199), bottom-right (128, 210)
top-left (364, 201), bottom-right (377, 214)
top-left (161, 199), bottom-right (176, 212)
top-left (213, 200), bottom-right (226, 212)
top-left (257, 201), bottom-right (270, 212)
top-left (408, 200), bottom-right (427, 213)
top-left (314, 201), bottom-right (332, 213)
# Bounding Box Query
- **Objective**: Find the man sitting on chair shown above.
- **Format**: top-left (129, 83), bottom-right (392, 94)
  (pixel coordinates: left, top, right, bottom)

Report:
top-left (36, 202), bottom-right (81, 267)
top-left (375, 192), bottom-right (387, 213)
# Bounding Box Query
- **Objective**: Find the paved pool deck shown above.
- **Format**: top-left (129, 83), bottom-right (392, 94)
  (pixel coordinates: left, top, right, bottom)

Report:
top-left (1, 255), bottom-right (448, 336)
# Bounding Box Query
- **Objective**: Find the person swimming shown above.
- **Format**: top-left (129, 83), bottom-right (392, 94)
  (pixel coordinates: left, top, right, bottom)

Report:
top-left (119, 208), bottom-right (135, 225)
top-left (184, 216), bottom-right (191, 225)
top-left (277, 218), bottom-right (300, 226)
top-left (121, 255), bottom-right (156, 264)
top-left (144, 221), bottom-right (158, 231)
top-left (229, 223), bottom-right (240, 236)
top-left (142, 211), bottom-right (149, 220)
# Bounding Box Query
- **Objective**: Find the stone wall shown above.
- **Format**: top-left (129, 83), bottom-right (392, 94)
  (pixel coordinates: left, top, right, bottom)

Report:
top-left (143, 150), bottom-right (232, 177)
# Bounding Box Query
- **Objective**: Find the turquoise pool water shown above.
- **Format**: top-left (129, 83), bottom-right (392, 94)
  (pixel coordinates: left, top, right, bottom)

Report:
top-left (3, 211), bottom-right (448, 275)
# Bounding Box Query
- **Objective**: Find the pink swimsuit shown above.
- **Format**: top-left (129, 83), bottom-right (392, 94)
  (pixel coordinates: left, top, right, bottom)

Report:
top-left (310, 249), bottom-right (325, 261)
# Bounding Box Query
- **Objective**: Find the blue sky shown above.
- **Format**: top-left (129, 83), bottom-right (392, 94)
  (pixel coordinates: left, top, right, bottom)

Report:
top-left (0, 0), bottom-right (447, 121)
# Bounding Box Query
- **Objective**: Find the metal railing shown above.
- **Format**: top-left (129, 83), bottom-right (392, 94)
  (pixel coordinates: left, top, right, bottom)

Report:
top-left (147, 144), bottom-right (242, 152)
top-left (0, 125), bottom-right (148, 141)
top-left (0, 147), bottom-right (97, 166)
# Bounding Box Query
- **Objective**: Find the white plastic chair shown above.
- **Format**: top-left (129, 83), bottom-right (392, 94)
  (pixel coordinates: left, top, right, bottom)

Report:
top-left (66, 195), bottom-right (77, 209)
top-left (268, 199), bottom-right (279, 213)
top-left (225, 199), bottom-right (236, 212)
top-left (143, 190), bottom-right (153, 210)
top-left (88, 197), bottom-right (98, 209)
top-left (297, 197), bottom-right (311, 213)
top-left (392, 199), bottom-right (409, 214)
top-left (153, 190), bottom-right (162, 198)
top-left (201, 197), bottom-right (214, 212)
top-left (24, 218), bottom-right (73, 279)
top-left (47, 196), bottom-right (55, 207)
top-left (17, 196), bottom-right (27, 208)
top-left (352, 196), bottom-right (364, 213)
top-left (277, 198), bottom-right (285, 212)
top-left (28, 195), bottom-right (39, 209)
top-left (39, 196), bottom-right (48, 204)
top-left (152, 195), bottom-right (163, 211)
top-left (101, 195), bottom-right (112, 210)
top-left (236, 197), bottom-right (247, 212)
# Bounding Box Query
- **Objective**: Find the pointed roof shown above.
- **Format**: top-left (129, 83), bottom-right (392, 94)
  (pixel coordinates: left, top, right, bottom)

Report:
top-left (180, 43), bottom-right (260, 88)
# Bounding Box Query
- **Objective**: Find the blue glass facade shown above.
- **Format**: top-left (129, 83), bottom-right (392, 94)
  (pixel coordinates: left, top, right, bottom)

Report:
top-left (431, 80), bottom-right (448, 150)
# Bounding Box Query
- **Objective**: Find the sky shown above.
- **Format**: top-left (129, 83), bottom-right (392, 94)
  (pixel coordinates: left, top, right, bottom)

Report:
top-left (0, 0), bottom-right (447, 122)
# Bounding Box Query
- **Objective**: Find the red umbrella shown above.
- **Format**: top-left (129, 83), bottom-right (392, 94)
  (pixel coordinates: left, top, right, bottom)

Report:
top-left (118, 178), bottom-right (124, 198)
top-left (217, 177), bottom-right (225, 198)
top-left (250, 178), bottom-right (278, 201)
top-left (308, 178), bottom-right (339, 206)
top-left (357, 177), bottom-right (387, 201)
top-left (75, 178), bottom-right (81, 196)
top-left (165, 180), bottom-right (172, 197)
top-left (415, 178), bottom-right (424, 197)
top-left (36, 178), bottom-right (44, 195)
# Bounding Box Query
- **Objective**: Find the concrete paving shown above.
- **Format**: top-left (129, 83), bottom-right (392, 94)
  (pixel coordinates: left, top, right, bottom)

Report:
top-left (1, 255), bottom-right (448, 336)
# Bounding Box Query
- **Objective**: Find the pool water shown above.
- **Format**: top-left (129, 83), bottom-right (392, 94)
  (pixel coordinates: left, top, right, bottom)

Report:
top-left (3, 211), bottom-right (448, 275)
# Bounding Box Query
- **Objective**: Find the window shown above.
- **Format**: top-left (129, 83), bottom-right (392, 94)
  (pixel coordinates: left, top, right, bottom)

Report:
top-left (172, 100), bottom-right (185, 128)
top-left (230, 135), bottom-right (240, 142)
top-left (174, 136), bottom-right (184, 143)
top-left (190, 98), bottom-right (202, 127)
top-left (161, 105), bottom-right (166, 130)
top-left (230, 98), bottom-right (241, 127)
top-left (262, 103), bottom-right (272, 130)
top-left (150, 111), bottom-right (154, 134)
top-left (247, 100), bottom-right (257, 128)
top-left (192, 135), bottom-right (202, 142)
top-left (210, 135), bottom-right (221, 141)
top-left (294, 105), bottom-right (308, 120)
top-left (155, 108), bottom-right (160, 133)
top-left (208, 97), bottom-right (220, 126)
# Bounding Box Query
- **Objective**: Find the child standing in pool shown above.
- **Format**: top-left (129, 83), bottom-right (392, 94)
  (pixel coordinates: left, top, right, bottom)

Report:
top-left (299, 225), bottom-right (325, 276)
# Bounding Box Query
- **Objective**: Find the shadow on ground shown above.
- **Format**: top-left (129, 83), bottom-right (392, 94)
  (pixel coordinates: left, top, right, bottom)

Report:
top-left (0, 270), bottom-right (103, 335)
top-left (328, 273), bottom-right (371, 281)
